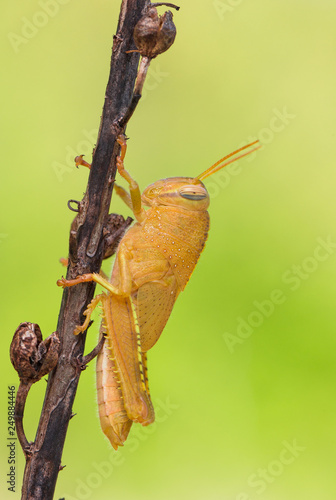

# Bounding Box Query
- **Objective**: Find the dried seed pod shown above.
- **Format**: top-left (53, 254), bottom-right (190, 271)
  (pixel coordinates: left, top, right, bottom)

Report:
top-left (133, 8), bottom-right (176, 59)
top-left (103, 214), bottom-right (133, 259)
top-left (38, 331), bottom-right (60, 379)
top-left (10, 322), bottom-right (60, 383)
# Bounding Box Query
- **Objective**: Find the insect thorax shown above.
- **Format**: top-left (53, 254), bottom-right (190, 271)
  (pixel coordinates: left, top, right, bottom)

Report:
top-left (142, 205), bottom-right (210, 289)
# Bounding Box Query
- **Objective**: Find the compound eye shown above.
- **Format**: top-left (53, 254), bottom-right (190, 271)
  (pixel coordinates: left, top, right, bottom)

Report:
top-left (179, 186), bottom-right (208, 201)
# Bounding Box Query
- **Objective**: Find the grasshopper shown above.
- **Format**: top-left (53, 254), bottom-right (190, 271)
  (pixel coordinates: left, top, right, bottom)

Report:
top-left (58, 136), bottom-right (260, 449)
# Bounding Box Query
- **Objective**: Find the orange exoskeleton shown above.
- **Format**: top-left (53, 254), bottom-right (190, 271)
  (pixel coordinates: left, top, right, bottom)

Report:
top-left (58, 136), bottom-right (260, 449)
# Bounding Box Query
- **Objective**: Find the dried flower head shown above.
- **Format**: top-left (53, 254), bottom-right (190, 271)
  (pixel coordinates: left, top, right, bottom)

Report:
top-left (133, 7), bottom-right (177, 59)
top-left (10, 322), bottom-right (60, 383)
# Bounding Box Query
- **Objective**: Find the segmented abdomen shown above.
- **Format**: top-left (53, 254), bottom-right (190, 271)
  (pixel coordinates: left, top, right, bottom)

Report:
top-left (96, 335), bottom-right (132, 450)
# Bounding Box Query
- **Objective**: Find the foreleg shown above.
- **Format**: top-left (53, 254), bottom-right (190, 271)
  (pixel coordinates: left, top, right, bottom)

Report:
top-left (116, 135), bottom-right (146, 223)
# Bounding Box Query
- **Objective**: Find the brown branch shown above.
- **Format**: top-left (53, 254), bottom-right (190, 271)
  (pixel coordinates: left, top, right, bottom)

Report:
top-left (19, 1), bottom-right (150, 498)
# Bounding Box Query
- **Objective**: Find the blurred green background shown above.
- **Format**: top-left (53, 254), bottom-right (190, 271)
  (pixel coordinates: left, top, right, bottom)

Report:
top-left (1, 1), bottom-right (336, 499)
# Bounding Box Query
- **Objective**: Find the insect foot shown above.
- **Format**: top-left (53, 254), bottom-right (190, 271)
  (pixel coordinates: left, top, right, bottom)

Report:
top-left (74, 154), bottom-right (91, 169)
top-left (57, 275), bottom-right (92, 289)
top-left (57, 277), bottom-right (68, 288)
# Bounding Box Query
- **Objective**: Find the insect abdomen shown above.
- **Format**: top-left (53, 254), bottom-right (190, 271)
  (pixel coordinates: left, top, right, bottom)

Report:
top-left (96, 337), bottom-right (132, 450)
